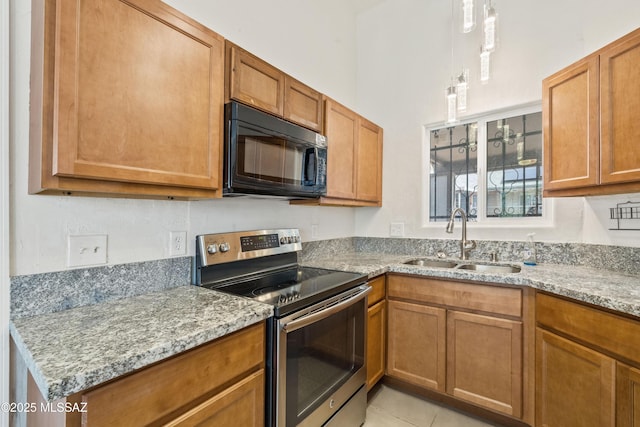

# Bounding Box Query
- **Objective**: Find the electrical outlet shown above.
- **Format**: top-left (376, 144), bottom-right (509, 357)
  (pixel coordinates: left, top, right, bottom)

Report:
top-left (389, 222), bottom-right (405, 237)
top-left (68, 235), bottom-right (108, 267)
top-left (311, 224), bottom-right (319, 239)
top-left (170, 231), bottom-right (187, 256)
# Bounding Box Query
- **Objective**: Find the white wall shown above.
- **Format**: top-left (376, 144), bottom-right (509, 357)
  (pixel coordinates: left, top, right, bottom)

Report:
top-left (10, 0), bottom-right (640, 278)
top-left (2, 0), bottom-right (10, 424)
top-left (10, 0), bottom-right (360, 276)
top-left (354, 0), bottom-right (640, 247)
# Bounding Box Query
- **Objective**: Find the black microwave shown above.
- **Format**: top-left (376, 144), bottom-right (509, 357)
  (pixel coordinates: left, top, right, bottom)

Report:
top-left (223, 102), bottom-right (327, 198)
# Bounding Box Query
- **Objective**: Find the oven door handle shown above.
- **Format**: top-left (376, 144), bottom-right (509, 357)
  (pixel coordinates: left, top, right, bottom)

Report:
top-left (282, 285), bottom-right (370, 333)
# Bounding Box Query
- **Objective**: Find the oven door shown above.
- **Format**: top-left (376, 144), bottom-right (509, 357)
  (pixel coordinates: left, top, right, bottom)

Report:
top-left (276, 284), bottom-right (370, 427)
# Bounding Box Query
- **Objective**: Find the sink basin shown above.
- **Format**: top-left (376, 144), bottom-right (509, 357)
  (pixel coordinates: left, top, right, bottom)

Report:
top-left (403, 259), bottom-right (458, 268)
top-left (455, 263), bottom-right (521, 274)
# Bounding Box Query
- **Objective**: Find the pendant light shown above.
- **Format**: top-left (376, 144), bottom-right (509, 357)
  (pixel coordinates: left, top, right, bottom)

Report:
top-left (461, 0), bottom-right (475, 33)
top-left (445, 0), bottom-right (458, 123)
top-left (483, 0), bottom-right (497, 51)
top-left (446, 83), bottom-right (458, 124)
top-left (480, 46), bottom-right (491, 82)
top-left (456, 69), bottom-right (469, 112)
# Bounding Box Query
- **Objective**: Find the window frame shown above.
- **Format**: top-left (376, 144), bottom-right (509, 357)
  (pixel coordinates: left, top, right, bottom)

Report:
top-left (421, 102), bottom-right (555, 230)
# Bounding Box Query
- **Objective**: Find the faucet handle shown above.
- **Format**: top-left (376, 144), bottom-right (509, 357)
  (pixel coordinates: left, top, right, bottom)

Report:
top-left (464, 240), bottom-right (476, 250)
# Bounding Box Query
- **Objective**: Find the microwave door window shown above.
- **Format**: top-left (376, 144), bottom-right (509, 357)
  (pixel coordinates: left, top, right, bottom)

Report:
top-left (237, 136), bottom-right (286, 183)
top-left (283, 142), bottom-right (304, 186)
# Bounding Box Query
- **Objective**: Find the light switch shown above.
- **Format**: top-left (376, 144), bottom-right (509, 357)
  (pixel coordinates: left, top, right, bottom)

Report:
top-left (68, 235), bottom-right (108, 267)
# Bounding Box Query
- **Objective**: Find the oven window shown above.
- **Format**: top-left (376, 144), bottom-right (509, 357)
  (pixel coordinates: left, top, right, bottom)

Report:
top-left (236, 130), bottom-right (305, 185)
top-left (284, 301), bottom-right (365, 426)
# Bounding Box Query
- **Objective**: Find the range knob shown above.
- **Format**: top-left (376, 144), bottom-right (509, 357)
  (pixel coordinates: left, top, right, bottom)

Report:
top-left (280, 236), bottom-right (287, 245)
top-left (219, 242), bottom-right (230, 253)
top-left (293, 235), bottom-right (300, 243)
top-left (206, 244), bottom-right (218, 254)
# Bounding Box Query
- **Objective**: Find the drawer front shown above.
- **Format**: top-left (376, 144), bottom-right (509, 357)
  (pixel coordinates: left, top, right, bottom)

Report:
top-left (536, 292), bottom-right (640, 365)
top-left (82, 322), bottom-right (265, 426)
top-left (368, 275), bottom-right (386, 307)
top-left (165, 369), bottom-right (265, 427)
top-left (388, 274), bottom-right (522, 318)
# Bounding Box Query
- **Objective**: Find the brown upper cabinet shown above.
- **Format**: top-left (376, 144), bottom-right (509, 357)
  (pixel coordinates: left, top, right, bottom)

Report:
top-left (543, 27), bottom-right (640, 196)
top-left (225, 42), bottom-right (323, 132)
top-left (29, 0), bottom-right (225, 199)
top-left (293, 98), bottom-right (383, 207)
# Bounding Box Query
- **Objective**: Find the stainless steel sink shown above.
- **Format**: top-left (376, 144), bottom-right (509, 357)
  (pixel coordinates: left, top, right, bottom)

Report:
top-left (455, 263), bottom-right (521, 274)
top-left (403, 258), bottom-right (521, 274)
top-left (403, 259), bottom-right (458, 268)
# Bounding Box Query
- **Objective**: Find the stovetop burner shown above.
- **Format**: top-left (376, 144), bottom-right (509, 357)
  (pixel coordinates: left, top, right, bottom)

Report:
top-left (206, 266), bottom-right (365, 316)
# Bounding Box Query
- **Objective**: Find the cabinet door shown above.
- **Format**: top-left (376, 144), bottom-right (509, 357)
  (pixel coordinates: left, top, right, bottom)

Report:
top-left (165, 370), bottom-right (265, 427)
top-left (618, 363), bottom-right (640, 427)
top-left (227, 44), bottom-right (284, 117)
top-left (356, 117), bottom-right (383, 204)
top-left (387, 300), bottom-right (446, 391)
top-left (52, 0), bottom-right (224, 190)
top-left (284, 76), bottom-right (323, 132)
top-left (600, 29), bottom-right (640, 184)
top-left (324, 98), bottom-right (358, 200)
top-left (542, 55), bottom-right (599, 191)
top-left (367, 300), bottom-right (386, 391)
top-left (446, 311), bottom-right (522, 417)
top-left (82, 323), bottom-right (264, 426)
top-left (536, 328), bottom-right (615, 427)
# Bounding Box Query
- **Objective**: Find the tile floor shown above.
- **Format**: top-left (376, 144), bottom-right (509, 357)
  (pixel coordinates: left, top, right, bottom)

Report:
top-left (364, 385), bottom-right (499, 427)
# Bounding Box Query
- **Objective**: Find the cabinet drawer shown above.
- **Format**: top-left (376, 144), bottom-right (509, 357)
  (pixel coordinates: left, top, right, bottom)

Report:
top-left (166, 369), bottom-right (265, 427)
top-left (537, 292), bottom-right (640, 365)
top-left (388, 275), bottom-right (521, 318)
top-left (368, 276), bottom-right (386, 306)
top-left (82, 323), bottom-right (265, 426)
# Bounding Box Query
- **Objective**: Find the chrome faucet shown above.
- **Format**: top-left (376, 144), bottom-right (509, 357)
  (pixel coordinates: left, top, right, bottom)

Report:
top-left (446, 208), bottom-right (476, 260)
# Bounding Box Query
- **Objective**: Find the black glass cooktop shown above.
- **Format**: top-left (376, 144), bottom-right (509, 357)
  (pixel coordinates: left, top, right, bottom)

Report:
top-left (203, 266), bottom-right (366, 317)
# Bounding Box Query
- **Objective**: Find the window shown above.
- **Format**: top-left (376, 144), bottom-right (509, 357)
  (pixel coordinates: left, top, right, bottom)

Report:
top-left (428, 107), bottom-right (543, 224)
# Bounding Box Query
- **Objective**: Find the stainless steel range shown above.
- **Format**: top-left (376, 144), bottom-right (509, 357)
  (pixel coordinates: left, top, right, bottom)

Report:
top-left (194, 229), bottom-right (370, 427)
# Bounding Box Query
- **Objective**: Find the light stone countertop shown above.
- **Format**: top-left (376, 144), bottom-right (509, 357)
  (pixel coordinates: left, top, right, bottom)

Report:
top-left (301, 252), bottom-right (640, 318)
top-left (11, 251), bottom-right (639, 403)
top-left (10, 286), bottom-right (273, 401)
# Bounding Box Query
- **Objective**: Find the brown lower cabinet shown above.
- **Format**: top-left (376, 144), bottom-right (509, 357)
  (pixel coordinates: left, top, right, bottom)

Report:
top-left (23, 322), bottom-right (266, 427)
top-left (385, 274), bottom-right (532, 425)
top-left (366, 275), bottom-right (386, 390)
top-left (536, 292), bottom-right (640, 427)
top-left (618, 363), bottom-right (640, 427)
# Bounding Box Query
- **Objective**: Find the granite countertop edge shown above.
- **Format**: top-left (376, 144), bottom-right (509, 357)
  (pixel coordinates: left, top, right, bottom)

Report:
top-left (301, 253), bottom-right (640, 318)
top-left (10, 286), bottom-right (273, 401)
top-left (12, 253), bottom-right (639, 402)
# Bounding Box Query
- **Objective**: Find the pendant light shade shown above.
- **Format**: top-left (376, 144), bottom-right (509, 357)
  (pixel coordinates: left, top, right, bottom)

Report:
top-left (480, 46), bottom-right (491, 82)
top-left (461, 0), bottom-right (475, 33)
top-left (446, 85), bottom-right (458, 124)
top-left (483, 1), bottom-right (497, 51)
top-left (456, 69), bottom-right (469, 112)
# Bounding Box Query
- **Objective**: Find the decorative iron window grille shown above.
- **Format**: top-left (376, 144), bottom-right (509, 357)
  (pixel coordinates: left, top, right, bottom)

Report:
top-left (430, 123), bottom-right (478, 222)
top-left (486, 112), bottom-right (543, 217)
top-left (428, 108), bottom-right (543, 224)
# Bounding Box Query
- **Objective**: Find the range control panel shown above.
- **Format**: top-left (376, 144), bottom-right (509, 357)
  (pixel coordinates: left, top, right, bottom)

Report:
top-left (196, 229), bottom-right (301, 267)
